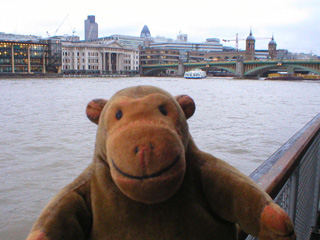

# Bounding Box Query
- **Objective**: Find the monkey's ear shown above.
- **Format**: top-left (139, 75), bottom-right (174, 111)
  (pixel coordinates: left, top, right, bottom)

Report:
top-left (175, 95), bottom-right (195, 119)
top-left (86, 99), bottom-right (108, 124)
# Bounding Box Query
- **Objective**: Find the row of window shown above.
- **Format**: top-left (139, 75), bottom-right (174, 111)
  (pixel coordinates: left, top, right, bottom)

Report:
top-left (63, 58), bottom-right (99, 64)
top-left (142, 50), bottom-right (178, 55)
top-left (124, 54), bottom-right (139, 59)
top-left (0, 44), bottom-right (45, 50)
top-left (62, 56), bottom-right (139, 67)
top-left (0, 59), bottom-right (10, 64)
top-left (141, 56), bottom-right (179, 60)
top-left (62, 50), bottom-right (138, 59)
top-left (0, 51), bottom-right (44, 57)
top-left (123, 66), bottom-right (139, 70)
top-left (0, 66), bottom-right (44, 72)
top-left (62, 51), bottom-right (101, 57)
top-left (0, 58), bottom-right (43, 64)
top-left (141, 60), bottom-right (178, 65)
top-left (63, 65), bottom-right (99, 70)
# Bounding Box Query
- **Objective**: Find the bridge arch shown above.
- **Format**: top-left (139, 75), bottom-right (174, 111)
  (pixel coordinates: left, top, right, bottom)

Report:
top-left (207, 66), bottom-right (236, 74)
top-left (245, 64), bottom-right (278, 76)
top-left (143, 67), bottom-right (178, 76)
top-left (185, 65), bottom-right (236, 74)
top-left (245, 63), bottom-right (320, 76)
top-left (283, 64), bottom-right (320, 74)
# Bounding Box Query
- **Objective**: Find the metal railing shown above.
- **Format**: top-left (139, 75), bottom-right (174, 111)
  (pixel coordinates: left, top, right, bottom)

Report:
top-left (243, 113), bottom-right (320, 240)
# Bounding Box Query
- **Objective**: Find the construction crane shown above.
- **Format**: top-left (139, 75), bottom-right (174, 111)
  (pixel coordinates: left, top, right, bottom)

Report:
top-left (222, 33), bottom-right (272, 51)
top-left (222, 33), bottom-right (244, 51)
top-left (46, 14), bottom-right (76, 37)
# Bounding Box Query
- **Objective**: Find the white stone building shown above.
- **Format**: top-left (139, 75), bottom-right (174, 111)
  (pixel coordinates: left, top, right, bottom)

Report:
top-left (61, 41), bottom-right (139, 74)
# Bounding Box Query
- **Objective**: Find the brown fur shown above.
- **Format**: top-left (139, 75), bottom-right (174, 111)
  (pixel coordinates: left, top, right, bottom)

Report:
top-left (26, 86), bottom-right (295, 240)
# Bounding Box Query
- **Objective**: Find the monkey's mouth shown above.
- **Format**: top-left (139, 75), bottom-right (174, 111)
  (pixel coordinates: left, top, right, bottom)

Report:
top-left (111, 155), bottom-right (180, 180)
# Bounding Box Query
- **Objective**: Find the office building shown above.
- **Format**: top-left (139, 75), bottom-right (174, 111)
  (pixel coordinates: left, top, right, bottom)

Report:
top-left (149, 38), bottom-right (223, 52)
top-left (85, 15), bottom-right (98, 41)
top-left (140, 25), bottom-right (151, 38)
top-left (0, 38), bottom-right (62, 74)
top-left (61, 41), bottom-right (139, 74)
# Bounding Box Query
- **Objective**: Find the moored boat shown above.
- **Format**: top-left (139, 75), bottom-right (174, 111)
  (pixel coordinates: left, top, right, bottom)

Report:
top-left (184, 69), bottom-right (206, 79)
top-left (266, 72), bottom-right (320, 81)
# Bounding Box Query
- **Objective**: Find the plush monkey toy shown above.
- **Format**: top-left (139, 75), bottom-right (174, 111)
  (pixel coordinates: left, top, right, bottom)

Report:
top-left (26, 86), bottom-right (295, 240)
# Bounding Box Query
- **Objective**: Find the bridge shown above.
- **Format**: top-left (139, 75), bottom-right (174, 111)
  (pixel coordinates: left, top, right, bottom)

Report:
top-left (141, 60), bottom-right (320, 78)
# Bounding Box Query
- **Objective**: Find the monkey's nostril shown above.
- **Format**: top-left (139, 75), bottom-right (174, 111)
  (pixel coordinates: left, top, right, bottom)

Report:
top-left (134, 146), bottom-right (139, 154)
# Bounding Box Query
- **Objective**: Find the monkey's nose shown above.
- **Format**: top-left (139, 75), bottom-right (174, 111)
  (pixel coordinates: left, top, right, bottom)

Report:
top-left (134, 143), bottom-right (154, 155)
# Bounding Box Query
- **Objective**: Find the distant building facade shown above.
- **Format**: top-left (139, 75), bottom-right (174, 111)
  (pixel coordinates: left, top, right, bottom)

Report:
top-left (0, 38), bottom-right (62, 74)
top-left (94, 35), bottom-right (146, 50)
top-left (177, 33), bottom-right (188, 42)
top-left (52, 35), bottom-right (80, 42)
top-left (61, 41), bottom-right (139, 74)
top-left (0, 32), bottom-right (41, 41)
top-left (0, 31), bottom-right (139, 75)
top-left (202, 31), bottom-right (277, 61)
top-left (85, 15), bottom-right (98, 41)
top-left (268, 35), bottom-right (277, 60)
top-left (0, 40), bottom-right (47, 73)
top-left (284, 51), bottom-right (319, 60)
top-left (245, 29), bottom-right (255, 61)
top-left (149, 38), bottom-right (223, 52)
top-left (3, 22), bottom-right (316, 77)
top-left (139, 35), bottom-right (224, 66)
top-left (140, 48), bottom-right (180, 65)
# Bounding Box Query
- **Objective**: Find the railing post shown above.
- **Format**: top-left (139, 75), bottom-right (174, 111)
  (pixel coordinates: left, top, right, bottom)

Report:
top-left (289, 167), bottom-right (299, 223)
top-left (312, 139), bottom-right (320, 230)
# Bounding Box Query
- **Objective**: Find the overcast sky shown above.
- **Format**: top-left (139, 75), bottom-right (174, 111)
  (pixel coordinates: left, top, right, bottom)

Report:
top-left (1, 0), bottom-right (320, 55)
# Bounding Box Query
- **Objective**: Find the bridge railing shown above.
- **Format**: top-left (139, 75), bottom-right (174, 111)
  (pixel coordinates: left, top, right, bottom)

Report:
top-left (241, 113), bottom-right (320, 240)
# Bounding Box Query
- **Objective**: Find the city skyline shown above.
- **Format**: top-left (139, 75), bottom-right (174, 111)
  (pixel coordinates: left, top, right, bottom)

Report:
top-left (1, 0), bottom-right (320, 55)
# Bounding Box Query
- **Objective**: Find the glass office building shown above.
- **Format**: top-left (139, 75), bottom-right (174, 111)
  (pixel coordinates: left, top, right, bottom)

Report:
top-left (0, 39), bottom-right (62, 74)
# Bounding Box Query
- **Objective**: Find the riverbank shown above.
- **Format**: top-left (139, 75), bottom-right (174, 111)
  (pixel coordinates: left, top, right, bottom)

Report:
top-left (0, 73), bottom-right (140, 79)
top-left (2, 72), bottom-right (320, 81)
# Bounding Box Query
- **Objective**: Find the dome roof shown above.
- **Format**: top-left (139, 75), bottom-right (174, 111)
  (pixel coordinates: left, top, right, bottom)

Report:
top-left (140, 25), bottom-right (151, 38)
top-left (246, 29), bottom-right (255, 41)
top-left (269, 35), bottom-right (277, 45)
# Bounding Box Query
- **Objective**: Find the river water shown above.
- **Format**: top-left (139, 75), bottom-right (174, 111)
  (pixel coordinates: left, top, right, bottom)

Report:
top-left (0, 77), bottom-right (319, 239)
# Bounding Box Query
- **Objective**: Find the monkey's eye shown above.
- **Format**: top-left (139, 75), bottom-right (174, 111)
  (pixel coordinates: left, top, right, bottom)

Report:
top-left (116, 110), bottom-right (123, 120)
top-left (159, 105), bottom-right (167, 116)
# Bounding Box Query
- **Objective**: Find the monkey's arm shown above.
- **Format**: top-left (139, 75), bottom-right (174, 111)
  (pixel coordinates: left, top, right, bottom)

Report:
top-left (26, 167), bottom-right (93, 240)
top-left (200, 155), bottom-right (295, 239)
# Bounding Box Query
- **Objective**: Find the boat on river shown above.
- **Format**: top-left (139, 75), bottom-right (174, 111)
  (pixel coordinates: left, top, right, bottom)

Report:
top-left (184, 69), bottom-right (206, 79)
top-left (266, 73), bottom-right (320, 81)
